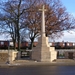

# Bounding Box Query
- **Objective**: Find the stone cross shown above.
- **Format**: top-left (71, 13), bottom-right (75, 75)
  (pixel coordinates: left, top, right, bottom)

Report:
top-left (39, 5), bottom-right (47, 37)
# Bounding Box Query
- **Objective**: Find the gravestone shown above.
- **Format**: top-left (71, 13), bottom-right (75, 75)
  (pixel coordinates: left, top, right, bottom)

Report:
top-left (32, 5), bottom-right (57, 62)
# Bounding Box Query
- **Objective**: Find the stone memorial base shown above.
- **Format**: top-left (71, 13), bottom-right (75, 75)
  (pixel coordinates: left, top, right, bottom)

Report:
top-left (32, 36), bottom-right (57, 62)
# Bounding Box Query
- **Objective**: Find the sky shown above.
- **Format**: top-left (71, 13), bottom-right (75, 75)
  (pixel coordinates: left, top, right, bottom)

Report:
top-left (61, 0), bottom-right (75, 15)
top-left (0, 0), bottom-right (75, 42)
top-left (55, 0), bottom-right (75, 42)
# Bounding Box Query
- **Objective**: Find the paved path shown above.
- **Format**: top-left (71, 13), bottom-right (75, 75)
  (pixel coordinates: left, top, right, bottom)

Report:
top-left (0, 59), bottom-right (75, 67)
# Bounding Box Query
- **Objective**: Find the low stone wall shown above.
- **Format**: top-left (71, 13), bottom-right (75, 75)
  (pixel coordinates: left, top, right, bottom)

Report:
top-left (56, 49), bottom-right (75, 59)
top-left (0, 53), bottom-right (8, 63)
top-left (0, 50), bottom-right (18, 63)
top-left (64, 52), bottom-right (75, 59)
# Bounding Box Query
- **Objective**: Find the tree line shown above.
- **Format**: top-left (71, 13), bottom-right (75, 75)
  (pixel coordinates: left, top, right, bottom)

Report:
top-left (0, 0), bottom-right (75, 51)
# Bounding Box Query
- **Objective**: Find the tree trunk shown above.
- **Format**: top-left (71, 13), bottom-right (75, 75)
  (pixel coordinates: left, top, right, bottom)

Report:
top-left (17, 27), bottom-right (20, 51)
top-left (30, 37), bottom-right (34, 49)
top-left (13, 39), bottom-right (15, 50)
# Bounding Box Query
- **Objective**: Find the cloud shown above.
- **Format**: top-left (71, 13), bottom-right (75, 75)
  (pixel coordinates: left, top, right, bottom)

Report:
top-left (55, 31), bottom-right (75, 42)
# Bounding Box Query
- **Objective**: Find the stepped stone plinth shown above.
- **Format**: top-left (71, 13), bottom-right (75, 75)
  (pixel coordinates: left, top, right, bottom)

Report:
top-left (32, 36), bottom-right (57, 62)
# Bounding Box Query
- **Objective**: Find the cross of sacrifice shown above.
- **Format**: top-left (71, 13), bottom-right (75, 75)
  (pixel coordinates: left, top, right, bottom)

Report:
top-left (39, 5), bottom-right (47, 37)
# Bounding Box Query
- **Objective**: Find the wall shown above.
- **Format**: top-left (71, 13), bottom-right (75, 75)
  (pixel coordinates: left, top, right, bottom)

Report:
top-left (0, 50), bottom-right (18, 63)
top-left (56, 49), bottom-right (75, 59)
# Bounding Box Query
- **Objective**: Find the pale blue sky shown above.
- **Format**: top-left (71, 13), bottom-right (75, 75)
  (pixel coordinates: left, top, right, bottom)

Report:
top-left (61, 0), bottom-right (75, 13)
top-left (0, 0), bottom-right (75, 42)
top-left (56, 0), bottom-right (75, 42)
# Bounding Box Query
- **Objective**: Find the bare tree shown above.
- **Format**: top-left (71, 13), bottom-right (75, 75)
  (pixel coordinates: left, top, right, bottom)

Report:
top-left (0, 0), bottom-right (36, 50)
top-left (0, 0), bottom-right (75, 50)
top-left (24, 0), bottom-right (75, 49)
top-left (45, 0), bottom-right (75, 38)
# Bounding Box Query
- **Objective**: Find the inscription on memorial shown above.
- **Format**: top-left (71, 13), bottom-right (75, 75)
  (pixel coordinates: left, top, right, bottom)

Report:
top-left (21, 51), bottom-right (30, 58)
